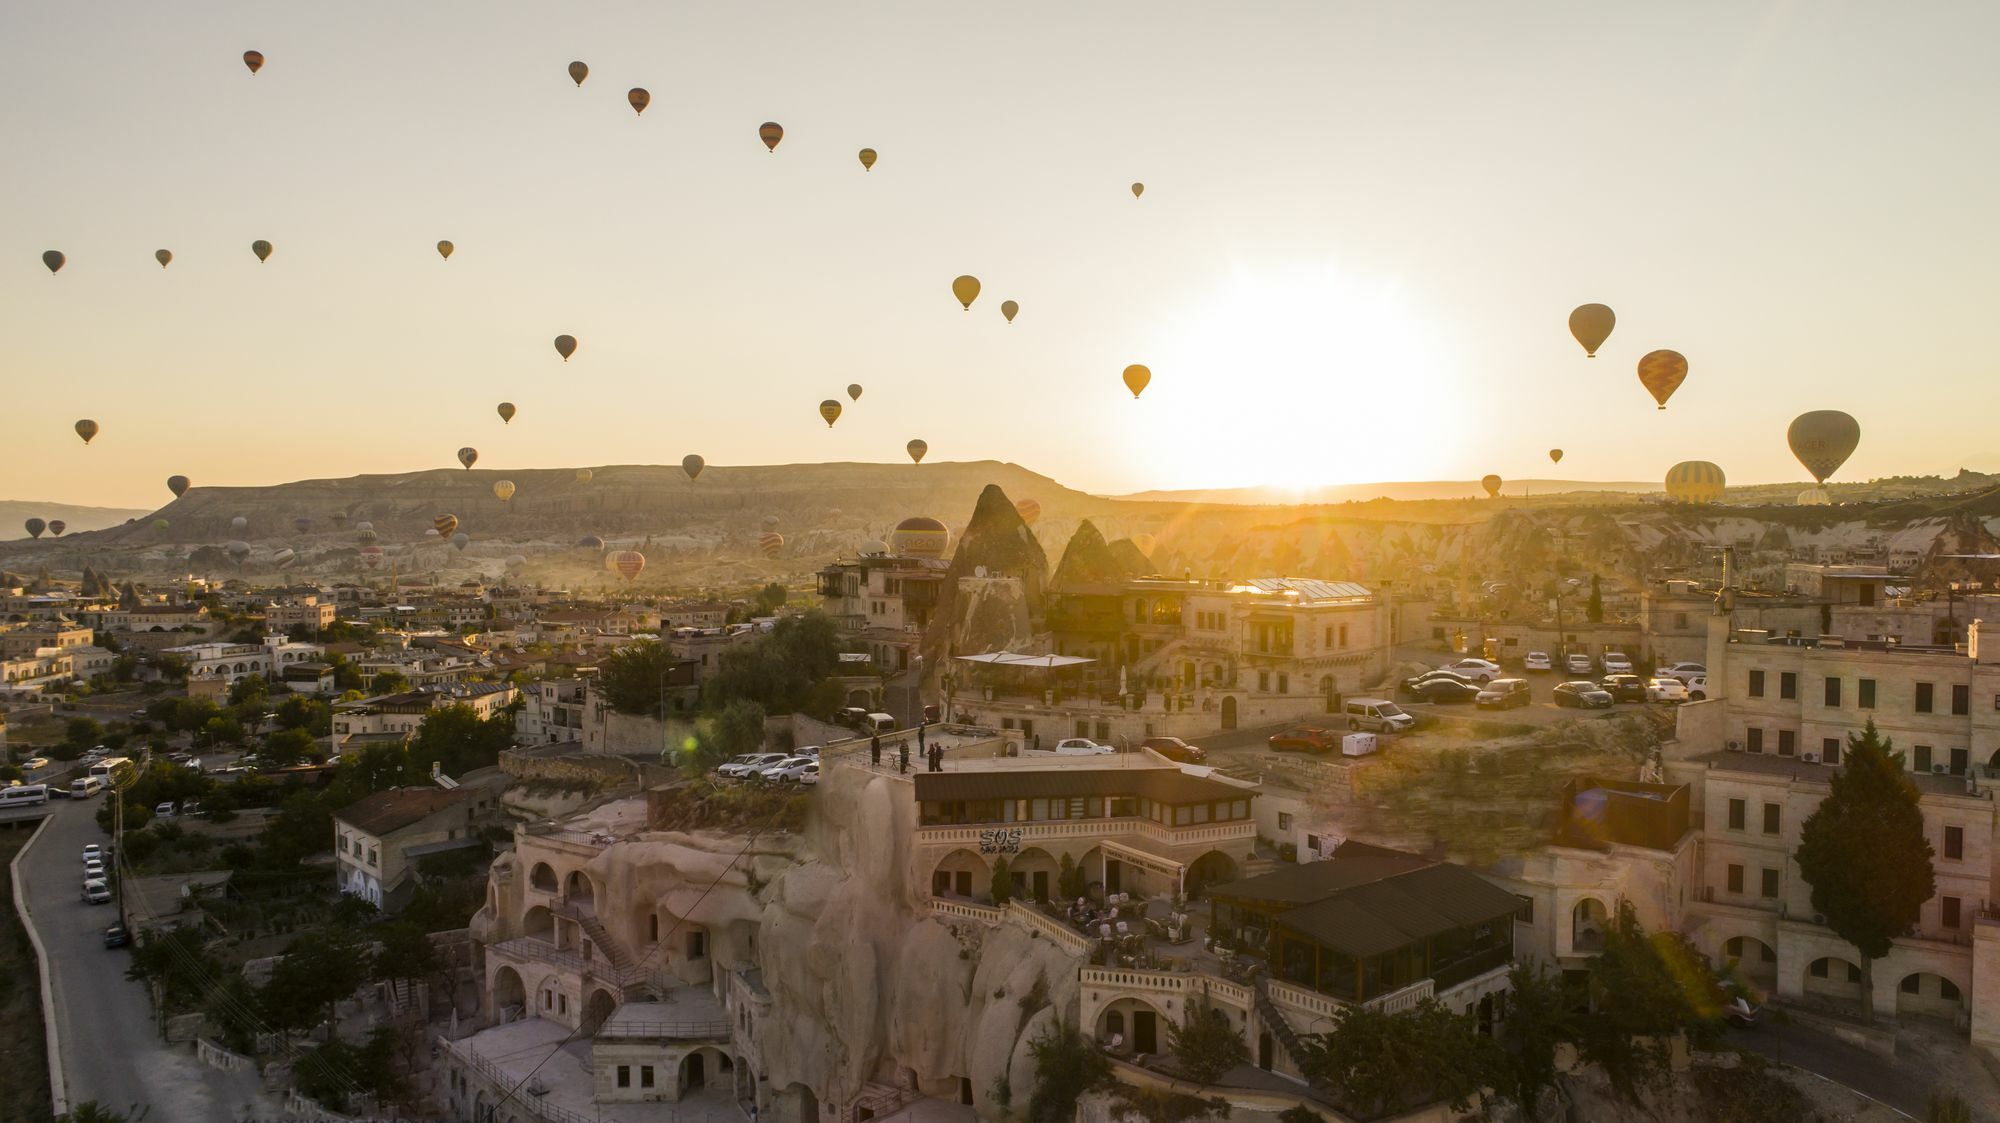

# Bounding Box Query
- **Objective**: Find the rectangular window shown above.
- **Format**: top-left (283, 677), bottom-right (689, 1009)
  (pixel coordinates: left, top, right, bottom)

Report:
top-left (1726, 864), bottom-right (1744, 894)
top-left (641, 1065), bottom-right (655, 1089)
top-left (1824, 677), bottom-right (1841, 706)
top-left (1277, 673), bottom-right (1289, 694)
top-left (1231, 799), bottom-right (1249, 820)
top-left (1191, 804), bottom-right (1210, 824)
top-left (1338, 624), bottom-right (1349, 647)
top-left (1748, 670), bottom-right (1765, 698)
top-left (1778, 730), bottom-right (1796, 756)
top-left (1257, 671), bottom-right (1270, 692)
top-left (1953, 684), bottom-right (1970, 715)
top-left (1917, 682), bottom-right (1934, 713)
top-left (1858, 679), bottom-right (1876, 709)
top-left (617, 1066), bottom-right (631, 1089)
top-left (1951, 747), bottom-right (1968, 776)
top-left (1747, 728), bottom-right (1764, 753)
top-left (1516, 894), bottom-right (1534, 924)
top-left (687, 931), bottom-right (706, 959)
top-left (1762, 803), bottom-right (1781, 835)
top-left (1943, 897), bottom-right (1963, 929)
top-left (1780, 672), bottom-right (1797, 700)
top-left (1174, 806), bottom-right (1192, 826)
top-left (1728, 799), bottom-right (1745, 830)
top-left (1946, 826), bottom-right (1964, 860)
top-left (1915, 745), bottom-right (1933, 772)
top-left (1822, 738), bottom-right (1842, 765)
top-left (1277, 812), bottom-right (1293, 831)
top-left (1760, 868), bottom-right (1779, 898)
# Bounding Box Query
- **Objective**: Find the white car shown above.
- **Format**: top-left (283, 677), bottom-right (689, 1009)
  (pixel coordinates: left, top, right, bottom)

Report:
top-left (1052, 738), bottom-right (1114, 755)
top-left (1601, 652), bottom-right (1634, 675)
top-left (1522, 652), bottom-right (1552, 672)
top-left (1662, 662), bottom-right (1707, 684)
top-left (1440, 658), bottom-right (1503, 683)
top-left (84, 859), bottom-right (106, 880)
top-left (1684, 674), bottom-right (1708, 701)
top-left (757, 756), bottom-right (817, 783)
top-left (793, 745), bottom-right (822, 758)
top-left (23, 757), bottom-right (51, 771)
top-left (1645, 677), bottom-right (1689, 703)
top-left (1565, 653), bottom-right (1595, 675)
top-left (797, 762), bottom-right (821, 786)
top-left (153, 802), bottom-right (176, 818)
top-left (81, 844), bottom-right (103, 862)
top-left (718, 753), bottom-right (787, 779)
top-left (82, 879), bottom-right (111, 905)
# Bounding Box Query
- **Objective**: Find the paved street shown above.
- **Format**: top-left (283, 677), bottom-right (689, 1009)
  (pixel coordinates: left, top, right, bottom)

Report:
top-left (1727, 1015), bottom-right (1994, 1121)
top-left (16, 797), bottom-right (274, 1122)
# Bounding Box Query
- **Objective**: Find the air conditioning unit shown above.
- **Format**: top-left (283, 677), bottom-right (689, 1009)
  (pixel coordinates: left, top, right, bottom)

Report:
top-left (1725, 740), bottom-right (1744, 752)
top-left (1802, 752), bottom-right (1820, 763)
top-left (1934, 764), bottom-right (1950, 774)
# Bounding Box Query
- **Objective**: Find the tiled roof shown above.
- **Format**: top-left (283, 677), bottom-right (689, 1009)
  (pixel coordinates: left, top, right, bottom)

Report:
top-left (335, 787), bottom-right (470, 836)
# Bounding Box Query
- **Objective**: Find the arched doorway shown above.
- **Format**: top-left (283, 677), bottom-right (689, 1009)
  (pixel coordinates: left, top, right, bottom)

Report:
top-left (1185, 851), bottom-right (1239, 899)
top-left (491, 966), bottom-right (526, 1018)
top-left (1220, 696), bottom-right (1237, 730)
top-left (780, 1082), bottom-right (819, 1123)
top-left (581, 987), bottom-right (618, 1034)
top-left (529, 862), bottom-right (557, 892)
top-left (930, 849), bottom-right (988, 899)
top-left (1897, 972), bottom-right (1966, 1023)
top-left (564, 870), bottom-right (596, 909)
top-left (1009, 847), bottom-right (1062, 904)
top-left (681, 1047), bottom-right (732, 1095)
top-left (1720, 935), bottom-right (1777, 991)
top-left (1096, 997), bottom-right (1168, 1056)
top-left (523, 905), bottom-right (554, 942)
top-left (1805, 957), bottom-right (1865, 1012)
top-left (1572, 898), bottom-right (1610, 953)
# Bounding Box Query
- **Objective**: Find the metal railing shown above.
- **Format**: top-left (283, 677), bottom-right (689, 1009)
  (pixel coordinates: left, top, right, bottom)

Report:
top-left (595, 1016), bottom-right (731, 1040)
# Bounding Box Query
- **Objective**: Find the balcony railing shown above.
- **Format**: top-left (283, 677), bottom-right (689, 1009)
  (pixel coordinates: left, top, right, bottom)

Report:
top-left (915, 816), bottom-right (1255, 848)
top-left (594, 1016), bottom-right (731, 1040)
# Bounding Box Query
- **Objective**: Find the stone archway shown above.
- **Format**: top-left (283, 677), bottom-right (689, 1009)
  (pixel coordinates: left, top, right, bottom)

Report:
top-left (529, 862), bottom-right (558, 892)
top-left (1009, 847), bottom-right (1062, 904)
top-left (1896, 971), bottom-right (1966, 1023)
top-left (1185, 850), bottom-right (1239, 899)
top-left (581, 987), bottom-right (618, 1034)
top-left (523, 905), bottom-right (554, 941)
top-left (681, 1046), bottom-right (733, 1095)
top-left (1720, 935), bottom-right (1777, 991)
top-left (1805, 956), bottom-right (1865, 1012)
top-left (1095, 996), bottom-right (1170, 1057)
top-left (564, 870), bottom-right (596, 909)
top-left (930, 848), bottom-right (988, 900)
top-left (779, 1082), bottom-right (819, 1123)
top-left (491, 965), bottom-right (526, 1018)
top-left (1572, 898), bottom-right (1610, 953)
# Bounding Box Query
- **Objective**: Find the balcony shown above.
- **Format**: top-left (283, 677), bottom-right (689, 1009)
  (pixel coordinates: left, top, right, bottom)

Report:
top-left (915, 816), bottom-right (1255, 850)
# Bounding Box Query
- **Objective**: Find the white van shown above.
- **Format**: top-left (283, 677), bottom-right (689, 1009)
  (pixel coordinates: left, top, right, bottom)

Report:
top-left (70, 776), bottom-right (105, 798)
top-left (1, 784), bottom-right (50, 807)
top-left (864, 713), bottom-right (898, 735)
top-left (1343, 698), bottom-right (1415, 734)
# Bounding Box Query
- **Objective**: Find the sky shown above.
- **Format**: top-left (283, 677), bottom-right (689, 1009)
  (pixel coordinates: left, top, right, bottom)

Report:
top-left (4, 2), bottom-right (1999, 508)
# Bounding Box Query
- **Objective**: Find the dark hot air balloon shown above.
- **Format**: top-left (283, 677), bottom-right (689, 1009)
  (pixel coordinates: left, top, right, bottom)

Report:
top-left (1568, 304), bottom-right (1615, 357)
top-left (74, 420), bottom-right (98, 444)
top-left (1636, 350), bottom-right (1688, 410)
top-left (846, 384), bottom-right (862, 401)
top-left (1001, 300), bottom-right (1018, 323)
top-left (437, 240), bottom-right (454, 260)
top-left (1787, 411), bottom-right (1861, 484)
top-left (628, 88), bottom-right (650, 115)
top-left (251, 240), bottom-right (273, 263)
top-left (951, 275), bottom-right (979, 310)
top-left (758, 122), bottom-right (783, 152)
top-left (167, 475), bottom-right (190, 498)
top-left (575, 468), bottom-right (593, 485)
top-left (452, 530), bottom-right (470, 552)
top-left (457, 447), bottom-right (478, 470)
top-left (682, 455), bottom-right (705, 480)
top-left (42, 251), bottom-right (65, 274)
top-left (1131, 182), bottom-right (1145, 198)
top-left (1548, 449), bottom-right (1563, 464)
top-left (907, 439), bottom-right (928, 464)
top-left (858, 148), bottom-right (877, 170)
top-left (25, 519), bottom-right (46, 539)
top-left (568, 61), bottom-right (588, 86)
top-left (819, 400), bottom-right (842, 427)
top-left (48, 521), bottom-right (66, 536)
top-left (243, 50), bottom-right (264, 74)
top-left (294, 516), bottom-right (312, 534)
top-left (554, 335), bottom-right (577, 361)
top-left (155, 249), bottom-right (173, 268)
top-left (497, 402), bottom-right (516, 424)
top-left (1481, 474), bottom-right (1503, 498)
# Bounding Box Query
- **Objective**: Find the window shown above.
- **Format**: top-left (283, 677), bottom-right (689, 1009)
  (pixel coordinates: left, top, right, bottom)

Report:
top-left (1726, 864), bottom-right (1744, 894)
top-left (1942, 979), bottom-right (1962, 1002)
top-left (1951, 747), bottom-right (1968, 776)
top-left (1943, 896), bottom-right (1962, 929)
top-left (1945, 826), bottom-right (1964, 860)
top-left (1779, 672), bottom-right (1797, 699)
top-left (1747, 728), bottom-right (1764, 753)
top-left (1515, 895), bottom-right (1534, 923)
top-left (1762, 803), bottom-right (1781, 835)
top-left (1748, 670), bottom-right (1765, 698)
top-left (1824, 678), bottom-right (1841, 706)
top-left (1727, 799), bottom-right (1745, 830)
top-left (1277, 673), bottom-right (1289, 694)
top-left (1810, 958), bottom-right (1828, 978)
top-left (1676, 612), bottom-right (1690, 629)
top-left (1822, 738), bottom-right (1842, 765)
top-left (640, 1065), bottom-right (655, 1089)
top-left (1915, 745), bottom-right (1933, 772)
top-left (687, 931), bottom-right (707, 959)
top-left (1953, 684), bottom-right (1970, 715)
top-left (1277, 812), bottom-right (1294, 831)
top-left (617, 1066), bottom-right (631, 1088)
top-left (1339, 624), bottom-right (1349, 647)
top-left (1901, 974), bottom-right (1921, 994)
top-left (1858, 679), bottom-right (1875, 709)
top-left (1916, 682), bottom-right (1934, 713)
top-left (1760, 868), bottom-right (1779, 898)
top-left (1257, 671), bottom-right (1269, 692)
top-left (1778, 730), bottom-right (1796, 756)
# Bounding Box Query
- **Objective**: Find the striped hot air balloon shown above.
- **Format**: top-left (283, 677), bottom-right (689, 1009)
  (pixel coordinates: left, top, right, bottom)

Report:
top-left (607, 550), bottom-right (646, 581)
top-left (434, 514), bottom-right (459, 538)
top-left (1664, 460), bottom-right (1726, 504)
top-left (890, 516), bottom-right (949, 560)
top-left (758, 532), bottom-right (784, 558)
top-left (1014, 498), bottom-right (1041, 526)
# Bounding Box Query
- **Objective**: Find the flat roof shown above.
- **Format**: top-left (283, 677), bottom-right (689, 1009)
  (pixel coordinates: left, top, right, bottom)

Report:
top-left (954, 652), bottom-right (1096, 668)
top-left (1213, 841), bottom-right (1521, 959)
top-left (915, 765), bottom-right (1251, 805)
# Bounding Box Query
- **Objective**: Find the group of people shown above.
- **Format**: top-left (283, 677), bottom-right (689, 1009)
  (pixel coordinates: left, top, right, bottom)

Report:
top-left (869, 720), bottom-right (945, 774)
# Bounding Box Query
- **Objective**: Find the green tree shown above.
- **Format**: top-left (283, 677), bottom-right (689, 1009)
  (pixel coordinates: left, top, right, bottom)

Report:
top-left (706, 611), bottom-right (844, 712)
top-left (755, 581), bottom-right (788, 615)
top-left (1794, 719), bottom-right (1936, 1022)
top-left (64, 716), bottom-right (105, 751)
top-left (371, 669), bottom-right (410, 695)
top-left (1490, 964), bottom-right (1577, 1119)
top-left (1578, 902), bottom-right (1726, 1100)
top-left (295, 1025), bottom-right (405, 1111)
top-left (261, 727), bottom-right (320, 767)
top-left (1057, 852), bottom-right (1086, 903)
top-left (1301, 997), bottom-right (1501, 1119)
top-left (126, 925), bottom-right (221, 1012)
top-left (687, 699), bottom-right (766, 773)
top-left (155, 652), bottom-right (190, 682)
top-left (1585, 575), bottom-right (1604, 623)
top-left (200, 714), bottom-right (245, 746)
top-left (990, 854), bottom-right (1014, 904)
top-left (371, 921), bottom-right (445, 987)
top-left (260, 925), bottom-right (370, 1033)
top-left (257, 790), bottom-right (334, 866)
top-left (111, 652), bottom-right (139, 682)
top-left (1165, 996), bottom-right (1247, 1084)
top-left (228, 674), bottom-right (269, 706)
top-left (274, 695), bottom-right (332, 736)
top-left (411, 703), bottom-right (513, 777)
top-left (598, 639), bottom-right (686, 717)
top-left (1025, 1017), bottom-right (1112, 1123)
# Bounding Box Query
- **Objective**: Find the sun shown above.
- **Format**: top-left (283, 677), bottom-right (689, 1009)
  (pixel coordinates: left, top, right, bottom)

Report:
top-left (1126, 261), bottom-right (1465, 493)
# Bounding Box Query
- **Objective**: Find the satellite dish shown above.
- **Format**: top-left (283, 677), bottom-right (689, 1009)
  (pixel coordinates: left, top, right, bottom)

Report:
top-left (975, 565), bottom-right (988, 578)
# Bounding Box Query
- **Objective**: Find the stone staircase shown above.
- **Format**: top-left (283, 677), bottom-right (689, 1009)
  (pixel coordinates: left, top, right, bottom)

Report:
top-left (840, 1081), bottom-right (920, 1123)
top-left (1251, 975), bottom-right (1310, 1074)
top-left (561, 904), bottom-right (658, 999)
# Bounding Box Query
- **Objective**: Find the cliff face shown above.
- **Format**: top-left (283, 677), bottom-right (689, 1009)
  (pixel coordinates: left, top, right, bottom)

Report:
top-left (926, 484), bottom-right (1050, 666)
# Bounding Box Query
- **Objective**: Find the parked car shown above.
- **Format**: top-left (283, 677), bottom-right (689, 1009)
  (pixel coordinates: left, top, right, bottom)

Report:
top-left (834, 706), bottom-right (871, 729)
top-left (757, 756), bottom-right (818, 783)
top-left (1438, 658), bottom-right (1503, 683)
top-left (153, 802), bottom-right (177, 818)
top-left (102, 923), bottom-right (130, 949)
top-left (718, 752), bottom-right (788, 779)
top-left (797, 761), bottom-right (821, 786)
top-left (1139, 736), bottom-right (1207, 763)
top-left (22, 756), bottom-right (51, 771)
top-left (1553, 681), bottom-right (1614, 708)
top-left (1268, 727), bottom-right (1337, 754)
top-left (1405, 679), bottom-right (1482, 704)
top-left (81, 843), bottom-right (104, 861)
top-left (1343, 698), bottom-right (1416, 733)
top-left (1474, 678), bottom-right (1532, 709)
top-left (81, 879), bottom-right (111, 905)
top-left (83, 860), bottom-right (106, 881)
top-left (1599, 674), bottom-right (1648, 703)
top-left (714, 754), bottom-right (758, 776)
top-left (1661, 662), bottom-right (1708, 684)
top-left (1052, 738), bottom-right (1114, 755)
top-left (1399, 668), bottom-right (1476, 695)
top-left (1646, 677), bottom-right (1690, 703)
top-left (1684, 674), bottom-right (1709, 701)
top-left (1522, 652), bottom-right (1553, 672)
top-left (1565, 653), bottom-right (1595, 675)
top-left (1601, 652), bottom-right (1635, 675)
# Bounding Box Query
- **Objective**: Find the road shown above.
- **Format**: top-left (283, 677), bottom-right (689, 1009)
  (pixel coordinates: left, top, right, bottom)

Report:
top-left (1730, 1019), bottom-right (1930, 1119)
top-left (16, 796), bottom-right (275, 1122)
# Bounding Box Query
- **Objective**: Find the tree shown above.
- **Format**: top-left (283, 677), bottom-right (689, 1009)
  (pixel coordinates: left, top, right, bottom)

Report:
top-left (371, 921), bottom-right (444, 987)
top-left (275, 695), bottom-right (332, 736)
top-left (155, 652), bottom-right (189, 682)
top-left (1300, 997), bottom-right (1501, 1119)
top-left (1025, 1017), bottom-right (1111, 1123)
top-left (990, 855), bottom-right (1014, 904)
top-left (754, 581), bottom-right (788, 615)
top-left (260, 925), bottom-right (370, 1033)
top-left (706, 611), bottom-right (844, 712)
top-left (257, 790), bottom-right (334, 866)
top-left (1490, 964), bottom-right (1577, 1119)
top-left (1794, 718), bottom-right (1936, 1022)
top-left (1165, 995), bottom-right (1247, 1085)
top-left (64, 716), bottom-right (105, 752)
top-left (228, 674), bottom-right (269, 706)
top-left (598, 639), bottom-right (684, 717)
top-left (1057, 852), bottom-right (1087, 903)
top-left (262, 727), bottom-right (320, 768)
top-left (1577, 903), bottom-right (1726, 1100)
top-left (371, 669), bottom-right (410, 695)
top-left (1585, 575), bottom-right (1604, 623)
top-left (688, 699), bottom-right (766, 774)
top-left (411, 703), bottom-right (513, 777)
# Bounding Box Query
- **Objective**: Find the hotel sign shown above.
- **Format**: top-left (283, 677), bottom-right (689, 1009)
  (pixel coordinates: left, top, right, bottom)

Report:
top-left (978, 828), bottom-right (1024, 854)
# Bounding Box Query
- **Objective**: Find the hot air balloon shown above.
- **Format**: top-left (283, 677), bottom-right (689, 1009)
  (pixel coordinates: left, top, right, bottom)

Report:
top-left (907, 439), bottom-right (928, 464)
top-left (452, 531), bottom-right (470, 552)
top-left (1131, 533), bottom-right (1158, 559)
top-left (890, 516), bottom-right (949, 560)
top-left (819, 400), bottom-right (842, 427)
top-left (575, 468), bottom-right (593, 485)
top-left (294, 516), bottom-right (312, 534)
top-left (433, 514), bottom-right (459, 537)
top-left (426, 527), bottom-right (441, 540)
top-left (1014, 498), bottom-right (1041, 526)
top-left (359, 546), bottom-right (384, 570)
top-left (682, 455), bottom-right (705, 480)
top-left (457, 447), bottom-right (478, 470)
top-left (356, 522), bottom-right (378, 544)
top-left (758, 532), bottom-right (784, 558)
top-left (761, 514), bottom-right (780, 530)
top-left (74, 420), bottom-right (98, 444)
top-left (1568, 304), bottom-right (1615, 357)
top-left (628, 88), bottom-right (650, 115)
top-left (951, 275), bottom-right (980, 311)
top-left (155, 249), bottom-right (173, 269)
top-left (437, 240), bottom-right (454, 260)
top-left (858, 148), bottom-right (877, 170)
top-left (251, 240), bottom-right (272, 263)
top-left (1798, 487), bottom-right (1832, 506)
top-left (554, 335), bottom-right (577, 361)
top-left (231, 516), bottom-right (248, 532)
top-left (506, 554), bottom-right (527, 570)
top-left (243, 50), bottom-right (264, 74)
top-left (1481, 474), bottom-right (1503, 498)
top-left (758, 122), bottom-right (783, 152)
top-left (846, 384), bottom-right (863, 401)
top-left (42, 251), bottom-right (65, 274)
top-left (578, 535), bottom-right (605, 552)
top-left (1636, 350), bottom-right (1688, 410)
top-left (149, 519), bottom-right (167, 534)
top-left (1664, 461), bottom-right (1726, 503)
top-left (273, 547), bottom-right (297, 568)
top-left (1787, 411), bottom-right (1861, 484)
top-left (1001, 300), bottom-right (1018, 323)
top-left (167, 475), bottom-right (190, 498)
top-left (567, 61), bottom-right (588, 86)
top-left (1131, 182), bottom-right (1145, 198)
top-left (24, 519), bottom-right (45, 539)
top-left (227, 540), bottom-right (251, 565)
top-left (1122, 365), bottom-right (1151, 399)
top-left (608, 549), bottom-right (646, 580)
top-left (497, 402), bottom-right (516, 424)
top-left (493, 480), bottom-right (516, 503)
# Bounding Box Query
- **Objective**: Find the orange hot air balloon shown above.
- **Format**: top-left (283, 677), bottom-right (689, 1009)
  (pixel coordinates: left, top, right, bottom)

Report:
top-left (758, 532), bottom-right (784, 558)
top-left (858, 148), bottom-right (877, 170)
top-left (568, 61), bottom-right (589, 87)
top-left (575, 468), bottom-right (593, 485)
top-left (74, 419), bottom-right (98, 444)
top-left (1636, 350), bottom-right (1688, 409)
top-left (251, 240), bottom-right (273, 262)
top-left (437, 240), bottom-right (454, 260)
top-left (43, 251), bottom-right (65, 274)
top-left (554, 335), bottom-right (577, 361)
top-left (1014, 498), bottom-right (1041, 526)
top-left (1787, 410), bottom-right (1861, 484)
top-left (243, 50), bottom-right (264, 75)
top-left (1001, 300), bottom-right (1019, 323)
top-left (1548, 449), bottom-right (1563, 464)
top-left (951, 275), bottom-right (980, 310)
top-left (759, 122), bottom-right (784, 152)
top-left (628, 88), bottom-right (650, 115)
top-left (492, 480), bottom-right (516, 503)
top-left (497, 402), bottom-right (516, 424)
top-left (434, 514), bottom-right (460, 537)
top-left (457, 446), bottom-right (478, 469)
top-left (608, 549), bottom-right (646, 581)
top-left (1481, 474), bottom-right (1503, 498)
top-left (155, 249), bottom-right (173, 268)
top-left (819, 400), bottom-right (842, 427)
top-left (1568, 304), bottom-right (1615, 357)
top-left (358, 545), bottom-right (384, 569)
top-left (846, 383), bottom-right (862, 401)
top-left (1122, 365), bottom-right (1151, 399)
top-left (682, 454), bottom-right (705, 480)
top-left (907, 439), bottom-right (928, 464)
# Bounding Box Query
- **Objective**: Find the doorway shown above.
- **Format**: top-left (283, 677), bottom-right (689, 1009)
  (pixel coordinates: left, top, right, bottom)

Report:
top-left (686, 1052), bottom-right (705, 1089)
top-left (1106, 860), bottom-right (1122, 895)
top-left (1258, 1032), bottom-right (1273, 1070)
top-left (1133, 1010), bottom-right (1158, 1054)
top-left (1032, 871), bottom-right (1049, 901)
top-left (1221, 696), bottom-right (1237, 730)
